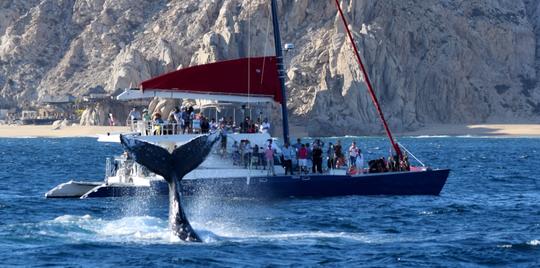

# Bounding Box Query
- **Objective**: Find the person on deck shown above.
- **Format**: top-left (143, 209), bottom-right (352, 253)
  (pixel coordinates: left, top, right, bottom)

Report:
top-left (142, 109), bottom-right (151, 121)
top-left (166, 113), bottom-right (176, 135)
top-left (225, 117), bottom-right (233, 133)
top-left (312, 143), bottom-right (323, 174)
top-left (281, 142), bottom-right (295, 175)
top-left (152, 112), bottom-right (164, 135)
top-left (260, 118), bottom-right (271, 133)
top-left (172, 107), bottom-right (182, 134)
top-left (108, 112), bottom-right (115, 126)
top-left (334, 140), bottom-right (344, 168)
top-left (298, 144), bottom-right (308, 174)
top-left (127, 108), bottom-right (141, 129)
top-left (305, 143), bottom-right (312, 171)
top-left (355, 147), bottom-right (364, 174)
top-left (240, 116), bottom-right (251, 133)
top-left (293, 138), bottom-right (302, 151)
top-left (251, 144), bottom-right (260, 169)
top-left (326, 142), bottom-right (335, 171)
top-left (181, 107), bottom-right (189, 134)
top-left (348, 141), bottom-right (359, 168)
top-left (210, 118), bottom-right (218, 132)
top-left (201, 116), bottom-right (210, 133)
top-left (265, 140), bottom-right (276, 176)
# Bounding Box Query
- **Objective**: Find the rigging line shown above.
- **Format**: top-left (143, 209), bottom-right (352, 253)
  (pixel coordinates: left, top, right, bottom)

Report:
top-left (398, 142), bottom-right (426, 167)
top-left (261, 5), bottom-right (271, 85)
top-left (334, 0), bottom-right (403, 159)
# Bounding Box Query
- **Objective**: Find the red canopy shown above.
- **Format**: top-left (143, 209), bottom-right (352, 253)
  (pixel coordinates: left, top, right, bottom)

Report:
top-left (140, 56), bottom-right (282, 103)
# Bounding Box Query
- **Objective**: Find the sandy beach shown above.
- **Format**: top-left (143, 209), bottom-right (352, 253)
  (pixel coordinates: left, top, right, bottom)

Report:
top-left (0, 123), bottom-right (539, 138)
top-left (398, 124), bottom-right (540, 137)
top-left (0, 125), bottom-right (130, 138)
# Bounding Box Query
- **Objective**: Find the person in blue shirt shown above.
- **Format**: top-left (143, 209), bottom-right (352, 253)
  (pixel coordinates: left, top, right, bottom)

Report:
top-left (281, 142), bottom-right (295, 175)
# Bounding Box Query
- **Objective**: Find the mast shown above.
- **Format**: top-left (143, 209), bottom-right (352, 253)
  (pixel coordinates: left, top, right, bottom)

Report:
top-left (270, 0), bottom-right (290, 143)
top-left (334, 0), bottom-right (403, 159)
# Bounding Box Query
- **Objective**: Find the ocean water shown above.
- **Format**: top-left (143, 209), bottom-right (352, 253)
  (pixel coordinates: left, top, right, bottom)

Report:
top-left (0, 137), bottom-right (538, 267)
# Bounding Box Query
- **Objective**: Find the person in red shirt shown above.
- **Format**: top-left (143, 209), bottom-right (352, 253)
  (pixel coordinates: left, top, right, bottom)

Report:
top-left (298, 144), bottom-right (308, 174)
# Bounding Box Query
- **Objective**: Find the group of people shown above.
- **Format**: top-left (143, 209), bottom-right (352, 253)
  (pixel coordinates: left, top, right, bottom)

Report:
top-left (291, 139), bottom-right (364, 175)
top-left (238, 116), bottom-right (271, 134)
top-left (325, 140), bottom-right (365, 174)
top-left (127, 108), bottom-right (271, 136)
top-left (232, 138), bottom-right (279, 176)
top-left (229, 137), bottom-right (373, 176)
top-left (127, 107), bottom-right (409, 175)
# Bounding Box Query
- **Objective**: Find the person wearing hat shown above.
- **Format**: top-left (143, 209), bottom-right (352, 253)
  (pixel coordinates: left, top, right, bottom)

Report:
top-left (142, 109), bottom-right (151, 121)
top-left (152, 112), bottom-right (164, 135)
top-left (141, 109), bottom-right (151, 135)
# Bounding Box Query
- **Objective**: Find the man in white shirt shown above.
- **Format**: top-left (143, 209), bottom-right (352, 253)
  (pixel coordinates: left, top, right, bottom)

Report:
top-left (260, 118), bottom-right (271, 133)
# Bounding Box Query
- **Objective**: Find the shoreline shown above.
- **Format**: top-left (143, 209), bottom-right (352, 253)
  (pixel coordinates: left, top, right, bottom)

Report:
top-left (0, 125), bottom-right (130, 138)
top-left (0, 123), bottom-right (539, 138)
top-left (397, 124), bottom-right (540, 138)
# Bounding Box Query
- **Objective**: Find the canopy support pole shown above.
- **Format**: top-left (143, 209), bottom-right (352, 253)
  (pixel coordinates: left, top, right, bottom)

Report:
top-left (334, 0), bottom-right (402, 159)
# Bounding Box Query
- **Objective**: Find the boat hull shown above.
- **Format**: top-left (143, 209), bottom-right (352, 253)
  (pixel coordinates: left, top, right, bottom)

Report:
top-left (79, 169), bottom-right (449, 198)
top-left (45, 180), bottom-right (103, 198)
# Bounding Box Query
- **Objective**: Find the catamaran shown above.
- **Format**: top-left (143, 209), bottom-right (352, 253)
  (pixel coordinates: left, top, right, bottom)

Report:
top-left (46, 0), bottom-right (449, 199)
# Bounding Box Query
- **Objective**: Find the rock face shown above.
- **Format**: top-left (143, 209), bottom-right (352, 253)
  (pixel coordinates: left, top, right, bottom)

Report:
top-left (1, 0), bottom-right (539, 135)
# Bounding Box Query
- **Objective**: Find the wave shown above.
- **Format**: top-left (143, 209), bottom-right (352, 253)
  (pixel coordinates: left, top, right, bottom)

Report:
top-left (409, 135), bottom-right (452, 138)
top-left (45, 214), bottom-right (181, 244)
top-left (497, 239), bottom-right (540, 249)
top-left (35, 215), bottom-right (379, 245)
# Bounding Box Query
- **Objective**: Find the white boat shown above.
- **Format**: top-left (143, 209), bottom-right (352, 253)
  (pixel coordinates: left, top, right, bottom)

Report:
top-left (45, 0), bottom-right (449, 199)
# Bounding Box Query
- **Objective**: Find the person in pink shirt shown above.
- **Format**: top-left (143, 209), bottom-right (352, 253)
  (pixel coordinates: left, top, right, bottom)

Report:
top-left (265, 140), bottom-right (276, 176)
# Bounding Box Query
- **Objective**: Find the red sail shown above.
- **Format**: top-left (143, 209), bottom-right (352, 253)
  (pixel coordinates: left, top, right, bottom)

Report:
top-left (140, 57), bottom-right (282, 103)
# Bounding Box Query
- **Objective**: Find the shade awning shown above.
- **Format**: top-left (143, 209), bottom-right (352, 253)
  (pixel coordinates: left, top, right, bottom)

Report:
top-left (118, 56), bottom-right (282, 104)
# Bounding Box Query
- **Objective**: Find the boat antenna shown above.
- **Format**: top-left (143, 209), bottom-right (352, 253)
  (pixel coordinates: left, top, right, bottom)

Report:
top-left (270, 0), bottom-right (290, 143)
top-left (334, 0), bottom-right (403, 159)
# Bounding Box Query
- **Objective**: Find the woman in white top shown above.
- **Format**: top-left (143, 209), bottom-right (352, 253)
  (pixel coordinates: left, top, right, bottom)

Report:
top-left (348, 141), bottom-right (359, 167)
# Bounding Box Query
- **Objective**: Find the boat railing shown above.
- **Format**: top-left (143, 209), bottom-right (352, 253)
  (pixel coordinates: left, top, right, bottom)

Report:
top-left (127, 120), bottom-right (214, 136)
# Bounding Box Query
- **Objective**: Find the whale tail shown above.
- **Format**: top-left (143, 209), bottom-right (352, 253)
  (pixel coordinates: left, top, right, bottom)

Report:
top-left (120, 132), bottom-right (222, 242)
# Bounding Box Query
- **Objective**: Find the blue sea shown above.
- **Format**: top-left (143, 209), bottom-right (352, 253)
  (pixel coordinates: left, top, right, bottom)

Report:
top-left (0, 136), bottom-right (539, 267)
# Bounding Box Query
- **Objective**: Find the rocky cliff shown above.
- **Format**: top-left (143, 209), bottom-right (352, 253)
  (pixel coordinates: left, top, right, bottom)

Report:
top-left (1, 0), bottom-right (539, 135)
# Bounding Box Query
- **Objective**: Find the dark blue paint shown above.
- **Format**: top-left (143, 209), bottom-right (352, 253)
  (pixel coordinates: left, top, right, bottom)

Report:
top-left (84, 169), bottom-right (448, 198)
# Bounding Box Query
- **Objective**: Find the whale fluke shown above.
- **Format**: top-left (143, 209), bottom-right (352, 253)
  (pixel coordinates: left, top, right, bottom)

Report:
top-left (120, 132), bottom-right (221, 242)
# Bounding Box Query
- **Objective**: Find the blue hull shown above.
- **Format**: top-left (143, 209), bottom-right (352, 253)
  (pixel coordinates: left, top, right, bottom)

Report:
top-left (83, 169), bottom-right (449, 198)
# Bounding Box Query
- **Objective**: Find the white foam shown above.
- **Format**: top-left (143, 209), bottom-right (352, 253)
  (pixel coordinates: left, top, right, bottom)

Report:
top-left (46, 215), bottom-right (180, 244)
top-left (53, 214), bottom-right (93, 222)
top-left (43, 215), bottom-right (394, 245)
top-left (203, 228), bottom-right (373, 244)
top-left (409, 135), bottom-right (451, 138)
top-left (527, 239), bottom-right (540, 246)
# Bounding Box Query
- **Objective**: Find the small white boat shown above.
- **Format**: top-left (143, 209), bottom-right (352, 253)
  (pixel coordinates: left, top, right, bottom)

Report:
top-left (45, 180), bottom-right (103, 198)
